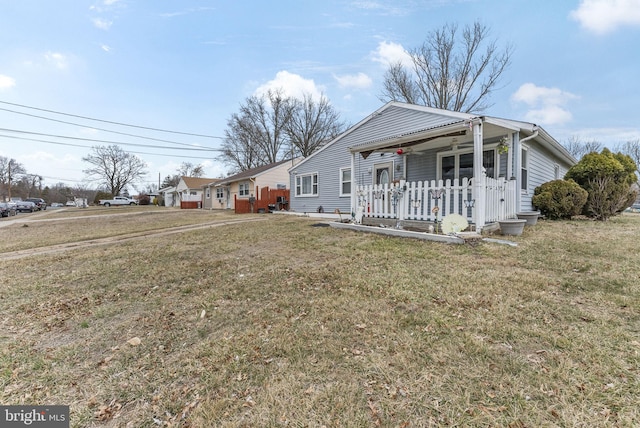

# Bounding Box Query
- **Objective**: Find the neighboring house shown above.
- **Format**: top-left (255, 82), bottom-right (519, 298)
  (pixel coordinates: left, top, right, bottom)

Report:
top-left (176, 176), bottom-right (219, 209)
top-left (205, 158), bottom-right (299, 210)
top-left (288, 102), bottom-right (576, 231)
top-left (159, 186), bottom-right (178, 207)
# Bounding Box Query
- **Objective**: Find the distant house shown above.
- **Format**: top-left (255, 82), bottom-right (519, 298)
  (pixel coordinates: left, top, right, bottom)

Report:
top-left (176, 176), bottom-right (219, 209)
top-left (204, 158), bottom-right (299, 210)
top-left (288, 102), bottom-right (576, 231)
top-left (159, 186), bottom-right (178, 207)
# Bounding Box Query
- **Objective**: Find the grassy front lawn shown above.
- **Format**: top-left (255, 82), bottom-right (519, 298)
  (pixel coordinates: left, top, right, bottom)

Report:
top-left (1, 212), bottom-right (638, 427)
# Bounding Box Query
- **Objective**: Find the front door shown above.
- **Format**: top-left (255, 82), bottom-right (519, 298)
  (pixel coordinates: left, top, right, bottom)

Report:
top-left (374, 162), bottom-right (393, 186)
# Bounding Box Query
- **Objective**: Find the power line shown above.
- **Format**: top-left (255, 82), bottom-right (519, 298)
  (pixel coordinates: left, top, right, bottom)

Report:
top-left (0, 99), bottom-right (225, 139)
top-left (0, 133), bottom-right (220, 160)
top-left (0, 107), bottom-right (222, 148)
top-left (0, 128), bottom-right (218, 152)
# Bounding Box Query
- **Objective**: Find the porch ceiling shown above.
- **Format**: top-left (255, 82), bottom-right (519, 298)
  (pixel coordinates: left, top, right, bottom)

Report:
top-left (351, 119), bottom-right (530, 159)
top-left (359, 130), bottom-right (468, 159)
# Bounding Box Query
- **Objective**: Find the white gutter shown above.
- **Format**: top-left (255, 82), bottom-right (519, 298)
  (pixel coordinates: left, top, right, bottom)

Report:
top-left (519, 129), bottom-right (538, 145)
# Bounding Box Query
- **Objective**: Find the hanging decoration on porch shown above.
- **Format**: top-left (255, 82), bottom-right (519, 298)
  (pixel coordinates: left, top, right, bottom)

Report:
top-left (497, 136), bottom-right (509, 155)
top-left (356, 189), bottom-right (367, 208)
top-left (389, 185), bottom-right (405, 229)
top-left (441, 214), bottom-right (469, 235)
top-left (431, 205), bottom-right (441, 233)
top-left (429, 188), bottom-right (444, 200)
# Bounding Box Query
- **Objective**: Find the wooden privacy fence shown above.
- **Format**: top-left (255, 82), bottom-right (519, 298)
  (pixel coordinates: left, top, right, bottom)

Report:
top-left (235, 186), bottom-right (290, 214)
top-left (180, 195), bottom-right (202, 209)
top-left (356, 175), bottom-right (516, 224)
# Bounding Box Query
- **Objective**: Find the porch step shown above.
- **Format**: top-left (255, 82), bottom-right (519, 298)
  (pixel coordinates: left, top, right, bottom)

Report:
top-left (456, 232), bottom-right (483, 243)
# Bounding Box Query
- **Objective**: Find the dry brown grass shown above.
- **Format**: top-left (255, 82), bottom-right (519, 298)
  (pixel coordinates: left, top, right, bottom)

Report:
top-left (0, 209), bottom-right (638, 427)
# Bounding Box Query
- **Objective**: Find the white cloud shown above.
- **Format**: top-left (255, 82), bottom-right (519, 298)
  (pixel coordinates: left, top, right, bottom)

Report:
top-left (101, 44), bottom-right (112, 52)
top-left (0, 74), bottom-right (16, 90)
top-left (351, 1), bottom-right (408, 16)
top-left (512, 83), bottom-right (579, 126)
top-left (44, 52), bottom-right (68, 70)
top-left (254, 71), bottom-right (324, 101)
top-left (333, 72), bottom-right (372, 89)
top-left (570, 0), bottom-right (640, 34)
top-left (523, 105), bottom-right (574, 127)
top-left (371, 41), bottom-right (412, 67)
top-left (92, 17), bottom-right (113, 30)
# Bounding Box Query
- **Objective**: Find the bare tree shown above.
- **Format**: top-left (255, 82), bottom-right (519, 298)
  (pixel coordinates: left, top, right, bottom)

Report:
top-left (177, 162), bottom-right (205, 178)
top-left (616, 139), bottom-right (640, 173)
top-left (220, 89), bottom-right (295, 172)
top-left (379, 21), bottom-right (512, 113)
top-left (82, 145), bottom-right (147, 196)
top-left (286, 94), bottom-right (348, 157)
top-left (20, 174), bottom-right (43, 197)
top-left (0, 156), bottom-right (26, 199)
top-left (562, 136), bottom-right (603, 160)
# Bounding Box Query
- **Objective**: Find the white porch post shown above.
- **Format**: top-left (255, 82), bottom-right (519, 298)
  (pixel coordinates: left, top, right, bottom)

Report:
top-left (513, 131), bottom-right (522, 212)
top-left (350, 151), bottom-right (356, 215)
top-left (507, 132), bottom-right (516, 181)
top-left (472, 119), bottom-right (486, 230)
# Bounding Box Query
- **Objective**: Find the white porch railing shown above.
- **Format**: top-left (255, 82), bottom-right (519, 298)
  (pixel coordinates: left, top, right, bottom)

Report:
top-left (355, 176), bottom-right (516, 225)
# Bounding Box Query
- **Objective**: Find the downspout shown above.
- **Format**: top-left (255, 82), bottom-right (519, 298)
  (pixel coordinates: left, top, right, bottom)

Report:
top-left (250, 177), bottom-right (256, 210)
top-left (514, 129), bottom-right (538, 212)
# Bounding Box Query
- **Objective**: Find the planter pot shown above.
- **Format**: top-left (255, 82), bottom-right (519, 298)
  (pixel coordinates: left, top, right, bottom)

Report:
top-left (516, 211), bottom-right (541, 226)
top-left (499, 219), bottom-right (527, 236)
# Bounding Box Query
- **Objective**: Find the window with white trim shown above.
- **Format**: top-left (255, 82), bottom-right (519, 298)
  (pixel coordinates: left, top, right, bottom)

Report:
top-left (340, 168), bottom-right (351, 196)
top-left (205, 188), bottom-right (210, 199)
top-left (438, 149), bottom-right (497, 181)
top-left (521, 146), bottom-right (529, 191)
top-left (239, 182), bottom-right (250, 197)
top-left (216, 188), bottom-right (224, 199)
top-left (295, 173), bottom-right (318, 197)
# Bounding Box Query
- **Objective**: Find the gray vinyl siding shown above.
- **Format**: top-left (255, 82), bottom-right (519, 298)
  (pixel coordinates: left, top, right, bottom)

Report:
top-left (406, 151), bottom-right (437, 182)
top-left (521, 140), bottom-right (573, 210)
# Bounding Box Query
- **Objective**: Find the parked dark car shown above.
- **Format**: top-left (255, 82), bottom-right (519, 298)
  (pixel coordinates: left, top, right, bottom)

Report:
top-left (0, 202), bottom-right (17, 217)
top-left (25, 198), bottom-right (47, 210)
top-left (16, 200), bottom-right (37, 213)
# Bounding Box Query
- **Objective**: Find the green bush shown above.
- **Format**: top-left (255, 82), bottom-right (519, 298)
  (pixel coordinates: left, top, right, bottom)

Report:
top-left (565, 149), bottom-right (638, 220)
top-left (532, 179), bottom-right (588, 220)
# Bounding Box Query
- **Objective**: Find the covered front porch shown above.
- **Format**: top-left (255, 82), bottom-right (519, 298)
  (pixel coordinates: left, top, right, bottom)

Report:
top-left (355, 175), bottom-right (517, 230)
top-left (348, 117), bottom-right (530, 232)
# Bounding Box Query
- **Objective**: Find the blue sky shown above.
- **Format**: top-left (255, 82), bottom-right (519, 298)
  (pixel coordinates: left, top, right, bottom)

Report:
top-left (1, 0), bottom-right (639, 190)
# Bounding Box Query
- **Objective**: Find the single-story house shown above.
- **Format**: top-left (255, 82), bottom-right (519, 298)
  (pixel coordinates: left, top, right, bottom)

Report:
top-left (205, 158), bottom-right (299, 210)
top-left (159, 186), bottom-right (177, 207)
top-left (288, 102), bottom-right (576, 231)
top-left (176, 176), bottom-right (219, 209)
